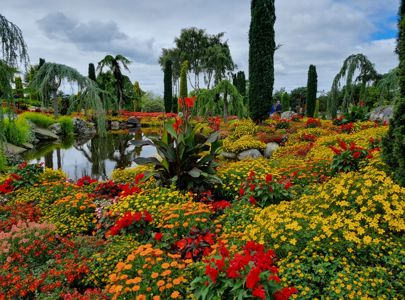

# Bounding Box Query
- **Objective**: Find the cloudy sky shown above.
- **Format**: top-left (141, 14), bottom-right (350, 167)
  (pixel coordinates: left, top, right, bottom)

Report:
top-left (2, 0), bottom-right (400, 95)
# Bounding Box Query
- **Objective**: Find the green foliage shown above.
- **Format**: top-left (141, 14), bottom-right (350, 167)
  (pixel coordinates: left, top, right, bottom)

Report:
top-left (134, 120), bottom-right (221, 192)
top-left (88, 63), bottom-right (96, 81)
top-left (20, 111), bottom-right (55, 128)
top-left (249, 0), bottom-right (276, 121)
top-left (3, 117), bottom-right (32, 145)
top-left (290, 87), bottom-right (307, 113)
top-left (57, 116), bottom-right (74, 136)
top-left (13, 76), bottom-right (24, 98)
top-left (382, 2), bottom-right (405, 186)
top-left (141, 92), bottom-right (165, 112)
top-left (342, 104), bottom-right (369, 123)
top-left (330, 140), bottom-right (371, 174)
top-left (164, 60), bottom-right (173, 113)
top-left (306, 65), bottom-right (317, 117)
top-left (0, 149), bottom-right (6, 172)
top-left (233, 71), bottom-right (247, 97)
top-left (180, 60), bottom-right (188, 98)
top-left (281, 92), bottom-right (290, 112)
top-left (314, 99), bottom-right (320, 118)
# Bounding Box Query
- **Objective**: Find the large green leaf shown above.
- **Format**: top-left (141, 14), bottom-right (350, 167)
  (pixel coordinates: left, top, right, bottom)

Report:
top-left (188, 167), bottom-right (202, 178)
top-left (134, 157), bottom-right (160, 165)
top-left (131, 139), bottom-right (155, 147)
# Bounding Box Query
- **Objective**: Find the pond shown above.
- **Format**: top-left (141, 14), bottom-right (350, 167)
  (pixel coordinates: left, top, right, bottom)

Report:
top-left (24, 128), bottom-right (160, 180)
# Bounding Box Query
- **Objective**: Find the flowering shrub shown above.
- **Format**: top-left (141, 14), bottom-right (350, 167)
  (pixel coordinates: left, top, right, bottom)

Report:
top-left (0, 222), bottom-right (90, 299)
top-left (106, 244), bottom-right (193, 299)
top-left (300, 133), bottom-right (317, 142)
top-left (338, 122), bottom-right (355, 133)
top-left (223, 135), bottom-right (266, 154)
top-left (0, 162), bottom-right (44, 194)
top-left (239, 171), bottom-right (293, 207)
top-left (305, 118), bottom-right (321, 128)
top-left (112, 165), bottom-right (152, 183)
top-left (275, 118), bottom-right (290, 129)
top-left (107, 210), bottom-right (153, 238)
top-left (291, 114), bottom-right (303, 122)
top-left (330, 140), bottom-right (373, 174)
top-left (229, 119), bottom-right (258, 138)
top-left (191, 241), bottom-right (297, 300)
top-left (0, 202), bottom-right (41, 232)
top-left (76, 175), bottom-right (98, 187)
top-left (93, 180), bottom-right (123, 199)
top-left (245, 165), bottom-right (405, 298)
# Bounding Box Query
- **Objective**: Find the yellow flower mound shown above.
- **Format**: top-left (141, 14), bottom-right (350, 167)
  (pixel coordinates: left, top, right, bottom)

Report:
top-left (112, 165), bottom-right (153, 183)
top-left (245, 165), bottom-right (405, 250)
top-left (228, 119), bottom-right (258, 138)
top-left (38, 168), bottom-right (67, 182)
top-left (108, 187), bottom-right (193, 217)
top-left (222, 135), bottom-right (266, 154)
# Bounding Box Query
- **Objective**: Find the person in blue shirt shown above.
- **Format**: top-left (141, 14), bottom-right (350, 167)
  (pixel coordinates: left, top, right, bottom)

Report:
top-left (275, 101), bottom-right (282, 113)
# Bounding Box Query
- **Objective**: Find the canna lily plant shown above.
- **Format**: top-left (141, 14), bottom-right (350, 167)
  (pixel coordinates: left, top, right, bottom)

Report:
top-left (133, 97), bottom-right (222, 192)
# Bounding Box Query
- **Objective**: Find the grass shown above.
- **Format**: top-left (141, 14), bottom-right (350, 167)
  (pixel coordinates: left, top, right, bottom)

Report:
top-left (20, 112), bottom-right (55, 128)
top-left (3, 118), bottom-right (32, 146)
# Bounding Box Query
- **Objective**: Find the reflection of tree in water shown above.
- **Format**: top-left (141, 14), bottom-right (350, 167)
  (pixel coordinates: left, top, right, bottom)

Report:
top-left (75, 129), bottom-right (144, 179)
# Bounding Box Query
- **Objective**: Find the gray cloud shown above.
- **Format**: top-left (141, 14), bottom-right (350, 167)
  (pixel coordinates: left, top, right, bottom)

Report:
top-left (37, 12), bottom-right (156, 64)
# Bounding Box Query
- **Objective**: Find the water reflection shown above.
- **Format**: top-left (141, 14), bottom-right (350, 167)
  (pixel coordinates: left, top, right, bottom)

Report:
top-left (25, 128), bottom-right (158, 180)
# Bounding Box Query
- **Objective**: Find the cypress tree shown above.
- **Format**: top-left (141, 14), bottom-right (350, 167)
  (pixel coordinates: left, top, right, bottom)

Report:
top-left (164, 60), bottom-right (173, 113)
top-left (172, 96), bottom-right (178, 113)
top-left (179, 60), bottom-right (188, 99)
top-left (281, 92), bottom-right (290, 112)
top-left (237, 71), bottom-right (246, 97)
top-left (306, 65), bottom-right (317, 117)
top-left (39, 58), bottom-right (45, 68)
top-left (249, 0), bottom-right (276, 121)
top-left (382, 0), bottom-right (405, 186)
top-left (88, 63), bottom-right (96, 81)
top-left (14, 76), bottom-right (24, 99)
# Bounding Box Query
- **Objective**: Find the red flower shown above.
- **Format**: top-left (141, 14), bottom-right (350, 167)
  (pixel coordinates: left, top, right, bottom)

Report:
top-left (284, 181), bottom-right (292, 190)
top-left (249, 196), bottom-right (257, 205)
top-left (154, 232), bottom-right (163, 241)
top-left (246, 267), bottom-right (261, 289)
top-left (205, 265), bottom-right (219, 284)
top-left (353, 151), bottom-right (361, 159)
top-left (173, 117), bottom-right (183, 133)
top-left (185, 96), bottom-right (196, 108)
top-left (252, 285), bottom-right (266, 299)
top-left (239, 188), bottom-right (245, 196)
top-left (274, 287), bottom-right (298, 300)
top-left (265, 174), bottom-right (273, 183)
top-left (268, 274), bottom-right (281, 283)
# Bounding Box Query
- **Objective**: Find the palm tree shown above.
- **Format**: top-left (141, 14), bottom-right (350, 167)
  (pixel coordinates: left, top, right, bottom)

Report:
top-left (97, 54), bottom-right (131, 110)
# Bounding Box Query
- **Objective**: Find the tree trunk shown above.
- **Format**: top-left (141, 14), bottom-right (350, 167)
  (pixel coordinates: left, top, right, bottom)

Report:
top-left (56, 148), bottom-right (62, 169)
top-left (223, 90), bottom-right (228, 123)
top-left (52, 90), bottom-right (58, 118)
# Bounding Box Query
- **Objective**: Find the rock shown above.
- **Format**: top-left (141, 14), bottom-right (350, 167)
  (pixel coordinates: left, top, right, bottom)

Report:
top-left (221, 151), bottom-right (237, 159)
top-left (48, 123), bottom-right (62, 135)
top-left (21, 142), bottom-right (34, 150)
top-left (73, 117), bottom-right (96, 135)
top-left (369, 105), bottom-right (394, 122)
top-left (5, 143), bottom-right (27, 155)
top-left (32, 127), bottom-right (59, 140)
top-left (237, 149), bottom-right (263, 160)
top-left (264, 142), bottom-right (280, 158)
top-left (111, 121), bottom-right (120, 130)
top-left (280, 111), bottom-right (296, 119)
top-left (127, 117), bottom-right (140, 127)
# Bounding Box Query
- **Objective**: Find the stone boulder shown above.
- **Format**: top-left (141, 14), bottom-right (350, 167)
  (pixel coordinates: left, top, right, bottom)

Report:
top-left (264, 142), bottom-right (280, 158)
top-left (73, 117), bottom-right (96, 135)
top-left (32, 127), bottom-right (59, 141)
top-left (48, 123), bottom-right (62, 135)
top-left (110, 121), bottom-right (120, 130)
top-left (221, 151), bottom-right (237, 159)
top-left (237, 149), bottom-right (263, 160)
top-left (127, 117), bottom-right (140, 127)
top-left (369, 105), bottom-right (394, 122)
top-left (5, 143), bottom-right (26, 155)
top-left (281, 111), bottom-right (296, 119)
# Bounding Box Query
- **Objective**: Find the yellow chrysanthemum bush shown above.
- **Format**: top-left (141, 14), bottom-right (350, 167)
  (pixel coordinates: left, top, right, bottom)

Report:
top-left (112, 165), bottom-right (153, 184)
top-left (222, 119), bottom-right (266, 154)
top-left (105, 244), bottom-right (193, 299)
top-left (245, 165), bottom-right (405, 298)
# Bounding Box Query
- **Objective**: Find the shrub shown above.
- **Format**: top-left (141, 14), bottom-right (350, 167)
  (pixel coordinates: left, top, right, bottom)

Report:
top-left (3, 117), bottom-right (32, 145)
top-left (20, 112), bottom-right (55, 128)
top-left (0, 150), bottom-right (6, 172)
top-left (329, 140), bottom-right (373, 174)
top-left (222, 135), bottom-right (266, 154)
top-left (143, 99), bottom-right (165, 112)
top-left (57, 116), bottom-right (74, 135)
top-left (275, 118), bottom-right (290, 129)
top-left (191, 241), bottom-right (298, 300)
top-left (305, 117), bottom-right (321, 128)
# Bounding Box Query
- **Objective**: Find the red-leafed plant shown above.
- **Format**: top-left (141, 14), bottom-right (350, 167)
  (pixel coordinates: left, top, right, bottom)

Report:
top-left (300, 133), bottom-right (317, 142)
top-left (76, 176), bottom-right (98, 187)
top-left (305, 118), bottom-right (321, 128)
top-left (175, 228), bottom-right (217, 261)
top-left (191, 241), bottom-right (298, 300)
top-left (239, 171), bottom-right (293, 208)
top-left (339, 122), bottom-right (355, 133)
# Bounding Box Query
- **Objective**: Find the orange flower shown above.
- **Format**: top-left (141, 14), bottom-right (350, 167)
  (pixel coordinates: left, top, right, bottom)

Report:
top-left (132, 285), bottom-right (140, 292)
top-left (161, 263), bottom-right (170, 269)
top-left (133, 277), bottom-right (142, 284)
top-left (161, 270), bottom-right (172, 276)
top-left (171, 291), bottom-right (180, 299)
top-left (157, 280), bottom-right (165, 287)
top-left (151, 272), bottom-right (159, 279)
top-left (136, 295), bottom-right (146, 300)
top-left (166, 283), bottom-right (173, 289)
top-left (153, 296), bottom-right (161, 300)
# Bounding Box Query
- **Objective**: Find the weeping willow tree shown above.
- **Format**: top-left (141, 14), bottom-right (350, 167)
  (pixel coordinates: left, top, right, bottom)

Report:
top-left (0, 14), bottom-right (30, 170)
top-left (29, 62), bottom-right (108, 135)
top-left (376, 68), bottom-right (400, 105)
top-left (193, 80), bottom-right (247, 122)
top-left (329, 54), bottom-right (378, 118)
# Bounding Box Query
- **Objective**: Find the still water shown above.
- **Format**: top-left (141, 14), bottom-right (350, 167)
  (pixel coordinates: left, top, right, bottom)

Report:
top-left (24, 128), bottom-right (159, 180)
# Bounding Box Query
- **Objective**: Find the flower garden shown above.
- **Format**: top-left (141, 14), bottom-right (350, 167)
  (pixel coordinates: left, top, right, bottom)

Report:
top-left (1, 104), bottom-right (404, 299)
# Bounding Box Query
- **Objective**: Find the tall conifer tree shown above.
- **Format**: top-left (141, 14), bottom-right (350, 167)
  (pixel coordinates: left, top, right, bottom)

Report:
top-left (164, 60), bottom-right (173, 113)
top-left (249, 0), bottom-right (276, 121)
top-left (306, 65), bottom-right (317, 117)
